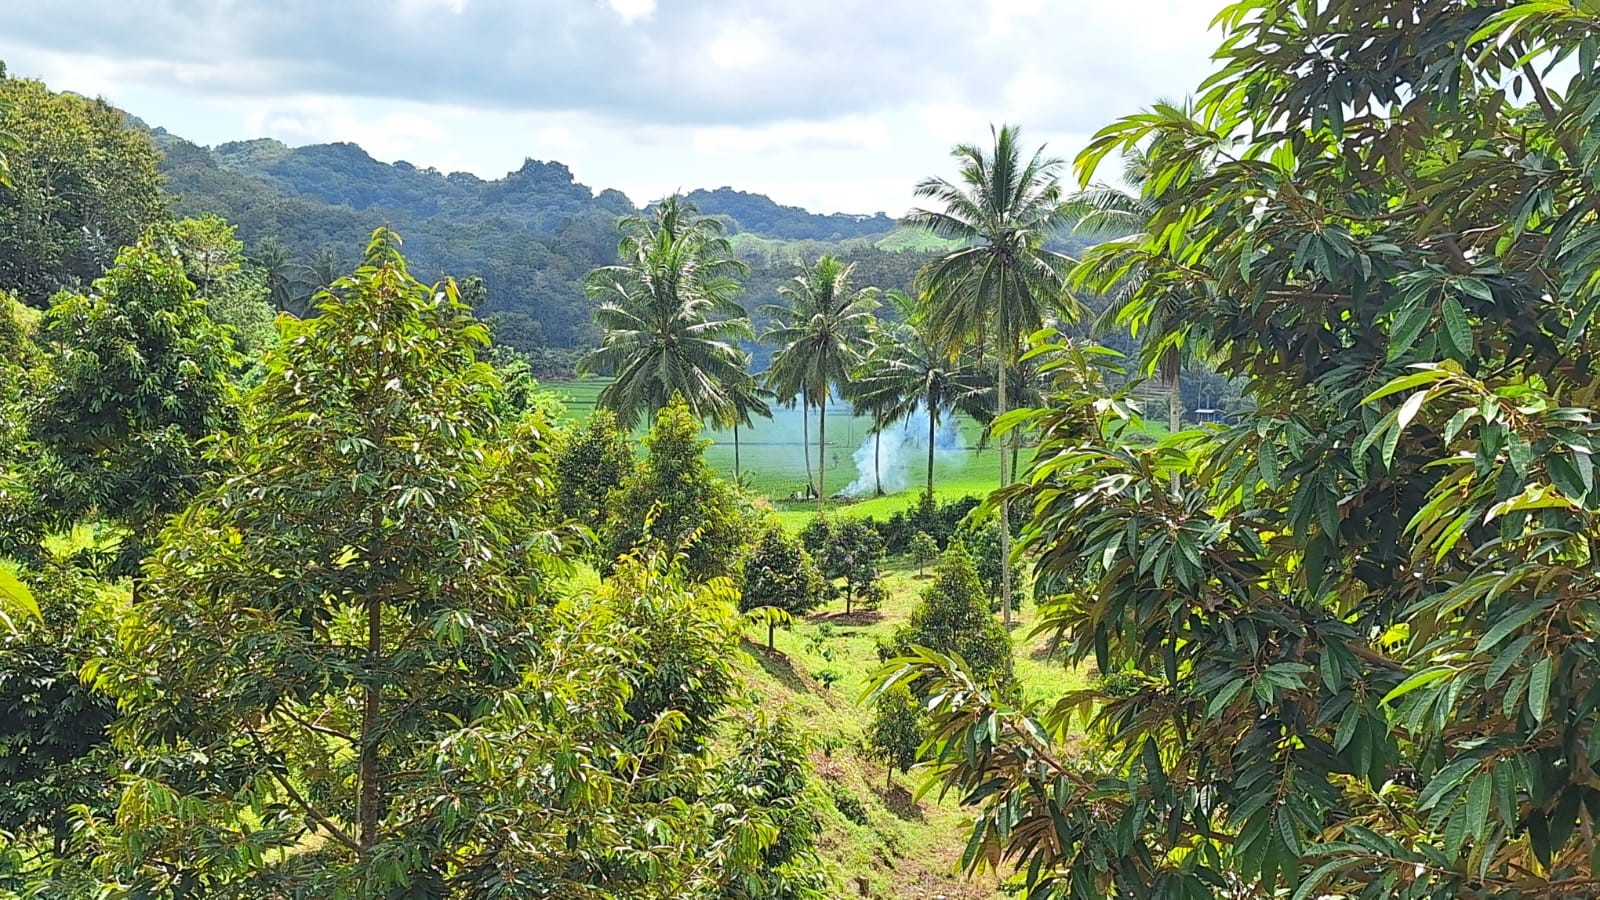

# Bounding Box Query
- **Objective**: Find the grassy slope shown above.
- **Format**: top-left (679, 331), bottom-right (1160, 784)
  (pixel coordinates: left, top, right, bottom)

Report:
top-left (735, 557), bottom-right (1088, 898)
top-left (545, 377), bottom-right (1087, 896)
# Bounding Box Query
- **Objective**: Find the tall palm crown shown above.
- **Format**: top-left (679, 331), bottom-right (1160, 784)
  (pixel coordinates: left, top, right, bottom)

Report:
top-left (906, 124), bottom-right (1079, 363)
top-left (905, 124), bottom-right (1076, 626)
top-left (761, 254), bottom-right (878, 507)
top-left (850, 290), bottom-right (991, 498)
top-left (580, 195), bottom-right (753, 430)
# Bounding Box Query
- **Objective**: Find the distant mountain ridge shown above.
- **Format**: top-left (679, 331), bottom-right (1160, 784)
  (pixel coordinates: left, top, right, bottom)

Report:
top-left (146, 128), bottom-right (933, 361)
top-left (679, 187), bottom-right (896, 241)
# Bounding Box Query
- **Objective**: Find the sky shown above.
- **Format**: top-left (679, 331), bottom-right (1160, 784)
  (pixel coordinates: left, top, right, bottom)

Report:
top-left (0, 1), bottom-right (1223, 215)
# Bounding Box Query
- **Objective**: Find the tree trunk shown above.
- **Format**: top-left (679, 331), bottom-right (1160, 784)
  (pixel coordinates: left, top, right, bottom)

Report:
top-left (926, 394), bottom-right (937, 501)
top-left (1166, 350), bottom-right (1181, 494)
top-left (768, 620), bottom-right (775, 650)
top-left (359, 595), bottom-right (382, 850)
top-left (817, 390), bottom-right (827, 512)
top-left (874, 428), bottom-right (883, 496)
top-left (998, 356), bottom-right (1013, 628)
top-left (801, 388), bottom-right (814, 497)
top-left (733, 420), bottom-right (741, 482)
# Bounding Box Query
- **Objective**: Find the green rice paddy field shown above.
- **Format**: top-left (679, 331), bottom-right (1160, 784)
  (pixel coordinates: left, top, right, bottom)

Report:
top-left (544, 378), bottom-right (1003, 529)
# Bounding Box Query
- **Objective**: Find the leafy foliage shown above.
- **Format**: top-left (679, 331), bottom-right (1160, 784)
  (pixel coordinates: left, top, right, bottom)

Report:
top-left (867, 683), bottom-right (926, 786)
top-left (604, 396), bottom-right (754, 582)
top-left (907, 123), bottom-right (1078, 625)
top-left (805, 516), bottom-right (887, 614)
top-left (760, 254), bottom-right (878, 505)
top-left (0, 76), bottom-right (165, 305)
top-left (878, 2), bottom-right (1600, 896)
top-left (957, 518), bottom-right (1027, 611)
top-left (879, 541), bottom-right (1012, 691)
top-left (739, 525), bottom-right (823, 617)
top-left (0, 563), bottom-right (119, 858)
top-left (581, 195), bottom-right (755, 430)
top-left (29, 235), bottom-right (237, 556)
top-left (84, 229), bottom-right (573, 891)
top-left (554, 406), bottom-right (635, 533)
top-left (910, 531), bottom-right (939, 576)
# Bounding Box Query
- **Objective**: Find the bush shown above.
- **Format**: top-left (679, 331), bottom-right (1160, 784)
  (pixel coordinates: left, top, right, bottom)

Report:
top-left (810, 517), bottom-right (885, 614)
top-left (859, 492), bottom-right (985, 554)
top-left (740, 525), bottom-right (823, 617)
top-left (879, 540), bottom-right (1013, 690)
top-left (709, 714), bottom-right (830, 899)
top-left (910, 531), bottom-right (939, 576)
top-left (867, 683), bottom-right (926, 789)
top-left (958, 518), bottom-right (1028, 611)
top-left (604, 397), bottom-right (755, 581)
top-left (828, 781), bottom-right (870, 826)
top-left (554, 407), bottom-right (633, 533)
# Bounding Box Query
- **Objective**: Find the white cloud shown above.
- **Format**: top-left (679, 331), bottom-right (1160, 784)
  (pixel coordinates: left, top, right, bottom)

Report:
top-left (606, 0), bottom-right (655, 24)
top-left (0, 0), bottom-right (1229, 214)
top-left (707, 23), bottom-right (770, 70)
top-left (690, 116), bottom-right (891, 155)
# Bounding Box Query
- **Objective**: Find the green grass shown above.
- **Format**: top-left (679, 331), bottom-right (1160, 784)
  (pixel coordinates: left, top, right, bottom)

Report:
top-left (735, 556), bottom-right (1088, 897)
top-left (872, 226), bottom-right (963, 255)
top-left (543, 377), bottom-right (1004, 529)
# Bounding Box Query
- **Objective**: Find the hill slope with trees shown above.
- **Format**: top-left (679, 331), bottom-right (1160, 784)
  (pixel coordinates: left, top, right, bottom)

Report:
top-left (149, 128), bottom-right (941, 367)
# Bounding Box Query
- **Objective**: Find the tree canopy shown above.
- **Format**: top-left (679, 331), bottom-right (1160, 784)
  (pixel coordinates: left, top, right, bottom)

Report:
top-left (877, 1), bottom-right (1600, 897)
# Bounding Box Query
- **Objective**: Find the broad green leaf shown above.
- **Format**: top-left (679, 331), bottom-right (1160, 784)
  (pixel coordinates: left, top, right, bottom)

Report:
top-left (1382, 666), bottom-right (1456, 707)
top-left (1443, 296), bottom-right (1474, 356)
top-left (1529, 656), bottom-right (1553, 723)
top-left (0, 567), bottom-right (39, 624)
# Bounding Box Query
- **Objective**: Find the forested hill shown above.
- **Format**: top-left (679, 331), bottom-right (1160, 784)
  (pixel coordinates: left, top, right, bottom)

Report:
top-left (149, 129), bottom-right (935, 364)
top-left (680, 187), bottom-right (896, 240)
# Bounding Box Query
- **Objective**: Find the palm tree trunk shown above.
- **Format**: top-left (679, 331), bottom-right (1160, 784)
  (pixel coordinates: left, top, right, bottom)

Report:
top-left (733, 420), bottom-right (742, 482)
top-left (926, 396), bottom-right (937, 501)
top-left (998, 357), bottom-right (1013, 628)
top-left (801, 388), bottom-right (814, 497)
top-left (874, 428), bottom-right (883, 496)
top-left (817, 389), bottom-right (827, 511)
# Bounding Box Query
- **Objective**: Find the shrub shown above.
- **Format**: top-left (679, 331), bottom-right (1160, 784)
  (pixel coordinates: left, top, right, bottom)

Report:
top-left (828, 781), bottom-right (870, 826)
top-left (740, 526), bottom-right (823, 617)
top-left (604, 397), bottom-right (755, 581)
top-left (814, 518), bottom-right (885, 615)
top-left (708, 714), bottom-right (830, 899)
top-left (910, 531), bottom-right (939, 576)
top-left (958, 518), bottom-right (1028, 611)
top-left (879, 540), bottom-right (1013, 689)
top-left (555, 408), bottom-right (634, 533)
top-left (867, 683), bottom-right (926, 789)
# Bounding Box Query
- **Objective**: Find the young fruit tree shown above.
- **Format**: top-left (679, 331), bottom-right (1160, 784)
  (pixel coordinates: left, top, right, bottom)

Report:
top-left (873, 2), bottom-right (1600, 897)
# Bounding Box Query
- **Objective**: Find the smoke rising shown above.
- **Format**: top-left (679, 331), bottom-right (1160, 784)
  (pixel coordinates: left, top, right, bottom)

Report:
top-left (839, 405), bottom-right (966, 498)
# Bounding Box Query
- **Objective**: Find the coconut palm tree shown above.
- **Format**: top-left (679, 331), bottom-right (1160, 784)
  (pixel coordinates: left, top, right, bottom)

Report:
top-left (579, 195), bottom-right (752, 429)
top-left (252, 238), bottom-right (305, 315)
top-left (723, 366), bottom-right (773, 485)
top-left (849, 290), bottom-right (991, 500)
top-left (761, 254), bottom-right (878, 511)
top-left (905, 124), bottom-right (1078, 626)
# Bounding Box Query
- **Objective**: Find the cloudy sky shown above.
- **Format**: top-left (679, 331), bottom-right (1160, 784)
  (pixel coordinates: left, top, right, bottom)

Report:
top-left (0, 1), bottom-right (1223, 215)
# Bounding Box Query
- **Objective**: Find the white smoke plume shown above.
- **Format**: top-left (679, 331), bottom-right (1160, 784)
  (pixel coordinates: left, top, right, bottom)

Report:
top-left (839, 404), bottom-right (967, 498)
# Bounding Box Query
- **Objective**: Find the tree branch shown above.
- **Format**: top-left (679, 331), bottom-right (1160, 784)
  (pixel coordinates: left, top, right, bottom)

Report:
top-left (246, 729), bottom-right (363, 857)
top-left (1522, 63), bottom-right (1584, 169)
